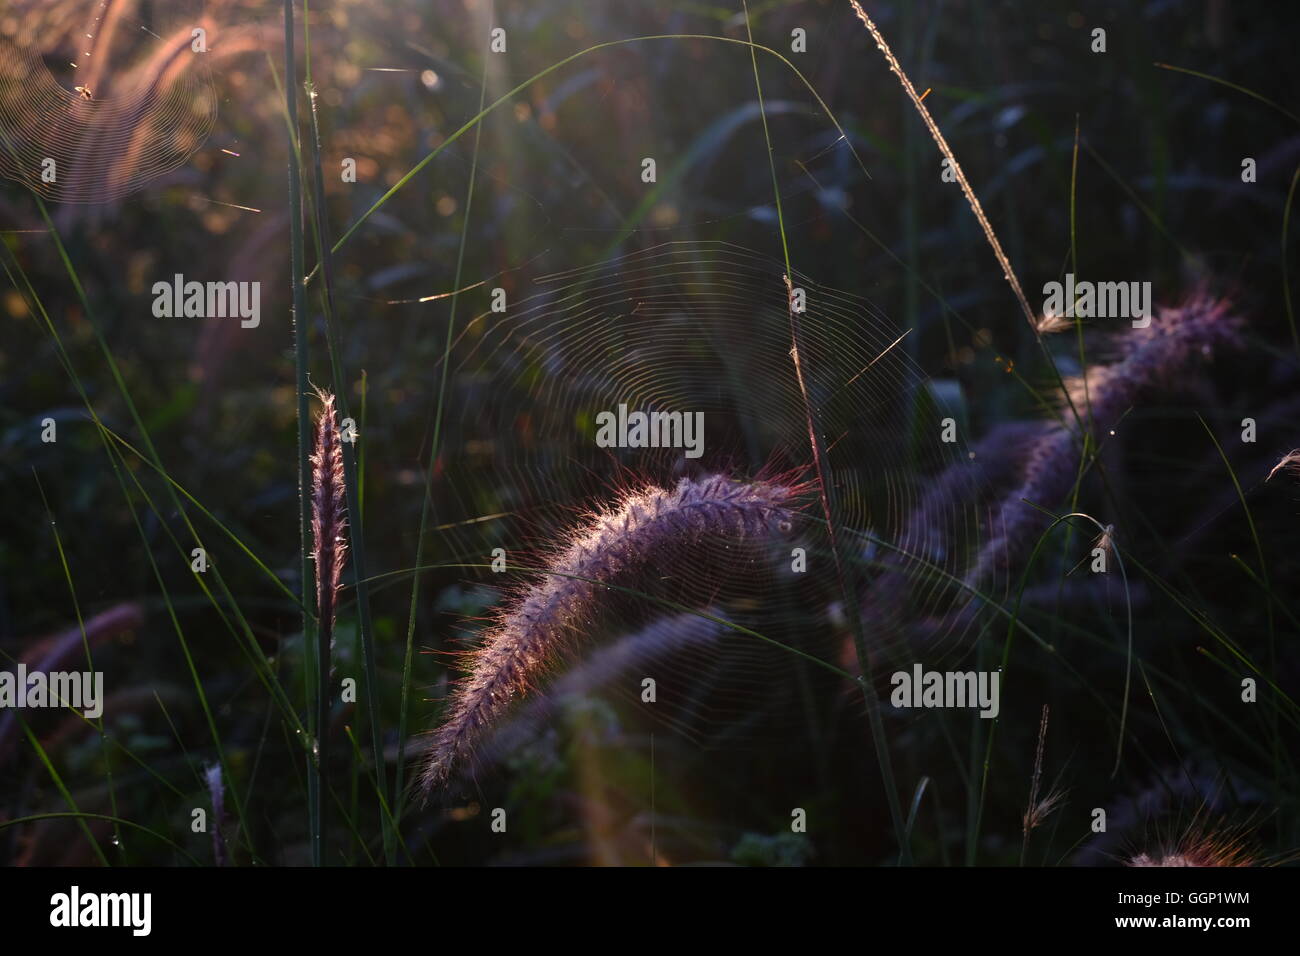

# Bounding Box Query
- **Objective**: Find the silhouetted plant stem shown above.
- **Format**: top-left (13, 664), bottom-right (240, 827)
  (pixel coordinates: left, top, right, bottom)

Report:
top-left (747, 1), bottom-right (912, 863)
top-left (304, 77), bottom-right (389, 865)
top-left (281, 0), bottom-right (320, 867)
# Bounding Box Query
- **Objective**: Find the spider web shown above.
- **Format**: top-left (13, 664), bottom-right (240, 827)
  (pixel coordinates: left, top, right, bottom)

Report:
top-left (0, 0), bottom-right (217, 202)
top-left (419, 239), bottom-right (1002, 760)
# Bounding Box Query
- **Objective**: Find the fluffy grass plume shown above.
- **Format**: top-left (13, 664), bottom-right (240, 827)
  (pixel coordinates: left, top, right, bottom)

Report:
top-left (1127, 824), bottom-right (1255, 867)
top-left (473, 610), bottom-right (728, 774)
top-left (309, 384), bottom-right (348, 845)
top-left (311, 387), bottom-right (349, 647)
top-left (205, 763), bottom-right (228, 867)
top-left (418, 474), bottom-right (803, 797)
top-left (968, 293), bottom-right (1244, 590)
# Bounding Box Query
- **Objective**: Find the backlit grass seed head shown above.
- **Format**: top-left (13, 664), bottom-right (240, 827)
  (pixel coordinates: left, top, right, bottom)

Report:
top-left (1058, 293), bottom-right (1245, 425)
top-left (1127, 825), bottom-right (1255, 867)
top-left (474, 610), bottom-right (728, 774)
top-left (1267, 448), bottom-right (1300, 482)
top-left (417, 474), bottom-right (804, 797)
top-left (1035, 311), bottom-right (1075, 335)
top-left (310, 388), bottom-right (349, 643)
top-left (969, 293), bottom-right (1244, 590)
top-left (859, 421), bottom-right (1044, 643)
top-left (205, 762), bottom-right (228, 867)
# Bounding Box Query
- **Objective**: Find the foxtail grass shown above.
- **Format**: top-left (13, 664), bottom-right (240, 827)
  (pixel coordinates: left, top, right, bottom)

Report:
top-left (280, 0), bottom-right (319, 865)
top-left (417, 474), bottom-right (802, 796)
top-left (1128, 821), bottom-right (1256, 867)
top-left (969, 294), bottom-right (1245, 591)
top-left (309, 387), bottom-right (349, 857)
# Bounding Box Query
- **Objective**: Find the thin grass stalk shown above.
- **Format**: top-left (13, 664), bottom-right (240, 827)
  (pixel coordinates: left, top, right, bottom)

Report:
top-left (309, 389), bottom-right (347, 864)
top-left (102, 431), bottom-right (261, 861)
top-left (1197, 415), bottom-right (1280, 791)
top-left (1060, 117), bottom-right (1090, 626)
top-left (0, 810), bottom-right (201, 865)
top-left (18, 721), bottom-right (109, 865)
top-left (395, 53), bottom-right (490, 829)
top-left (968, 510), bottom-right (1135, 861)
top-left (848, 0), bottom-right (1036, 333)
top-left (744, 1), bottom-right (912, 863)
top-left (846, 0), bottom-right (1098, 462)
top-left (865, 517), bottom-right (1291, 764)
top-left (304, 80), bottom-right (388, 865)
top-left (281, 0), bottom-right (320, 866)
top-left (33, 474), bottom-right (121, 860)
top-left (1284, 165), bottom-right (1300, 359)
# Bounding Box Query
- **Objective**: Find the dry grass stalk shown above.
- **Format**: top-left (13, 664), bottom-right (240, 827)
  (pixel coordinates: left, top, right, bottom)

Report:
top-left (1022, 705), bottom-right (1067, 862)
top-left (848, 0), bottom-right (1038, 334)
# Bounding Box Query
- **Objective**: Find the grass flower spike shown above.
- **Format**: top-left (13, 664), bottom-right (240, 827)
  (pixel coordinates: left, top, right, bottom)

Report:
top-left (418, 473), bottom-right (802, 796)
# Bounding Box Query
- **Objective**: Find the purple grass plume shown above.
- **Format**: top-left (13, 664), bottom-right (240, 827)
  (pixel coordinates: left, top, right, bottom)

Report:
top-left (417, 474), bottom-right (803, 797)
top-left (967, 293), bottom-right (1244, 591)
top-left (473, 610), bottom-right (728, 775)
top-left (1074, 763), bottom-right (1261, 866)
top-left (205, 762), bottom-right (228, 867)
top-left (1127, 825), bottom-right (1255, 867)
top-left (311, 387), bottom-right (349, 652)
top-left (861, 421), bottom-right (1044, 636)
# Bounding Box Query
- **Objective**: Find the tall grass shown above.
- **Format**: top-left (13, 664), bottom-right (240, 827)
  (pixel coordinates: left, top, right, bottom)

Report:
top-left (281, 0), bottom-right (320, 866)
